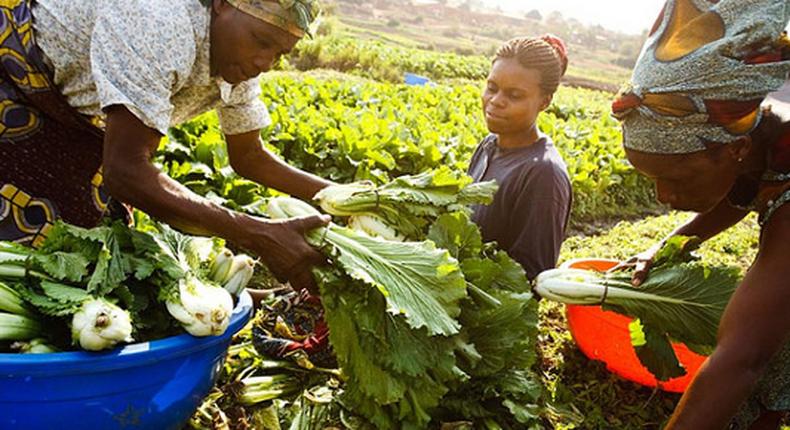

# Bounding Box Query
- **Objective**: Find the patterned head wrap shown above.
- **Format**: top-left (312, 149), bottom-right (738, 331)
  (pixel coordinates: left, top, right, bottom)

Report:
top-left (612, 0), bottom-right (790, 154)
top-left (225, 0), bottom-right (320, 38)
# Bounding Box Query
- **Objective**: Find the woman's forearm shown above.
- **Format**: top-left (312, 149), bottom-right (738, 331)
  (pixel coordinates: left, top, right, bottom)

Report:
top-left (102, 105), bottom-right (255, 244)
top-left (665, 345), bottom-right (766, 429)
top-left (226, 130), bottom-right (332, 201)
top-left (667, 215), bottom-right (790, 429)
top-left (666, 199), bottom-right (749, 243)
top-left (104, 157), bottom-right (252, 242)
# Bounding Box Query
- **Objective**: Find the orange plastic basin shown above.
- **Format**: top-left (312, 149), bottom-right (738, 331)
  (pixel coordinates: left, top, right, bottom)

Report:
top-left (561, 258), bottom-right (707, 393)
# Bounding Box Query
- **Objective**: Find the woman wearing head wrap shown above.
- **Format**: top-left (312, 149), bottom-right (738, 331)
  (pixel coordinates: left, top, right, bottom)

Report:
top-left (612, 0), bottom-right (790, 428)
top-left (467, 35), bottom-right (572, 280)
top-left (0, 0), bottom-right (329, 292)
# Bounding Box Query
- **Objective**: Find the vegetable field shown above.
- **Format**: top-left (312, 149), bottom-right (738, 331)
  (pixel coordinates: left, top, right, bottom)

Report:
top-left (3, 31), bottom-right (771, 428)
top-left (167, 71), bottom-right (656, 223)
top-left (155, 55), bottom-right (764, 426)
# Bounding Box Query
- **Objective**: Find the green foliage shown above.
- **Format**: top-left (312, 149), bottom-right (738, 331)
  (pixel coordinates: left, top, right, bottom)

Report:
top-left (262, 184), bottom-right (547, 428)
top-left (261, 72), bottom-right (484, 183)
top-left (560, 212), bottom-right (760, 269)
top-left (2, 219), bottom-right (233, 350)
top-left (165, 70), bottom-right (655, 223)
top-left (541, 87), bottom-right (658, 221)
top-left (430, 213), bottom-right (545, 428)
top-left (630, 319), bottom-right (686, 382)
top-left (289, 35), bottom-right (492, 82)
top-left (315, 168), bottom-right (496, 239)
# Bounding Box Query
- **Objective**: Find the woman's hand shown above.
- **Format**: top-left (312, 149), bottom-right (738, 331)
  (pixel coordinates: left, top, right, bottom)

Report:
top-left (235, 214), bottom-right (330, 294)
top-left (609, 242), bottom-right (664, 286)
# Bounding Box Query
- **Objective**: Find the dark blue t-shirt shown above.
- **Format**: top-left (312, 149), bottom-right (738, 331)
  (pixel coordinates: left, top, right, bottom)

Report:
top-left (467, 133), bottom-right (572, 280)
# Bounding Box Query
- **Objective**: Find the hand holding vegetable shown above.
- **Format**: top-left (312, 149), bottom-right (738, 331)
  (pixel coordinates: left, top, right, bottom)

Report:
top-left (609, 242), bottom-right (663, 286)
top-left (611, 235), bottom-right (702, 286)
top-left (235, 214), bottom-right (330, 294)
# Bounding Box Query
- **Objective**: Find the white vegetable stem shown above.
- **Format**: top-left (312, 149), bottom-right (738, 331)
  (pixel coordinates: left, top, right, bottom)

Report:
top-left (71, 298), bottom-right (133, 351)
top-left (166, 276), bottom-right (234, 337)
top-left (348, 215), bottom-right (404, 242)
top-left (535, 268), bottom-right (671, 305)
top-left (208, 248), bottom-right (234, 284)
top-left (313, 182), bottom-right (374, 216)
top-left (223, 255), bottom-right (255, 297)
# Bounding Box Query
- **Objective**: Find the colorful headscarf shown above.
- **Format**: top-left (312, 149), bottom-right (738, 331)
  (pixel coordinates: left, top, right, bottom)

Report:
top-left (225, 0), bottom-right (320, 38)
top-left (612, 0), bottom-right (790, 154)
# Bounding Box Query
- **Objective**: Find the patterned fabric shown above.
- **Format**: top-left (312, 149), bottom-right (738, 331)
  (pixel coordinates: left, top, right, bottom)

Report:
top-left (32, 0), bottom-right (271, 136)
top-left (722, 125), bottom-right (790, 427)
top-left (252, 290), bottom-right (334, 368)
top-left (226, 0), bottom-right (321, 38)
top-left (612, 0), bottom-right (790, 154)
top-left (730, 340), bottom-right (790, 429)
top-left (0, 0), bottom-right (110, 246)
top-left (725, 123), bottom-right (790, 226)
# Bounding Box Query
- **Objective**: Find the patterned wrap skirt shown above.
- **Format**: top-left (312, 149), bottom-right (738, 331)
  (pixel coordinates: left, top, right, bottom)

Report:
top-left (0, 0), bottom-right (110, 247)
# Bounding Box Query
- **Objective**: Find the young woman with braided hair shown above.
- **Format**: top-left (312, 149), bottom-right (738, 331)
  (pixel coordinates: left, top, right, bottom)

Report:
top-left (467, 35), bottom-right (572, 280)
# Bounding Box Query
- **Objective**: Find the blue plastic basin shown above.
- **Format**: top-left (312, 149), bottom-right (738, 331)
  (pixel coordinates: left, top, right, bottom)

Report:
top-left (404, 72), bottom-right (431, 86)
top-left (0, 291), bottom-right (253, 430)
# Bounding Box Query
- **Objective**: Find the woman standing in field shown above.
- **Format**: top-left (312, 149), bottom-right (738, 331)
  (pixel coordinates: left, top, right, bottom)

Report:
top-left (467, 35), bottom-right (573, 280)
top-left (0, 0), bottom-right (331, 292)
top-left (612, 0), bottom-right (790, 428)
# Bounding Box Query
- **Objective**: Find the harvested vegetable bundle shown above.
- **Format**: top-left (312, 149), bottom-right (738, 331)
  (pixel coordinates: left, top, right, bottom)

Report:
top-left (268, 197), bottom-right (468, 337)
top-left (190, 169), bottom-right (548, 429)
top-left (314, 167), bottom-right (496, 239)
top-left (0, 280), bottom-right (40, 342)
top-left (268, 196), bottom-right (467, 429)
top-left (0, 219), bottom-right (257, 352)
top-left (535, 236), bottom-right (740, 380)
top-left (428, 213), bottom-right (544, 428)
top-left (263, 190), bottom-right (547, 429)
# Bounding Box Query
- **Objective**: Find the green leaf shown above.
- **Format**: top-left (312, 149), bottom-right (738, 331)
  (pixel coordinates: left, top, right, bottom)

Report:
top-left (324, 226), bottom-right (467, 336)
top-left (86, 231), bottom-right (130, 296)
top-left (32, 251), bottom-right (90, 283)
top-left (459, 292), bottom-right (538, 377)
top-left (629, 319), bottom-right (686, 381)
top-left (320, 279), bottom-right (407, 405)
top-left (462, 252), bottom-right (531, 295)
top-left (39, 281), bottom-right (91, 304)
top-left (653, 235), bottom-right (702, 268)
top-left (604, 263), bottom-right (739, 352)
top-left (18, 287), bottom-right (80, 317)
top-left (315, 168), bottom-right (496, 239)
top-left (317, 268), bottom-right (459, 430)
top-left (427, 212), bottom-right (483, 260)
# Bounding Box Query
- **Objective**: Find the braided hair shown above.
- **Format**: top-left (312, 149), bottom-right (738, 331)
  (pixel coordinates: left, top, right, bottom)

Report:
top-left (494, 34), bottom-right (568, 96)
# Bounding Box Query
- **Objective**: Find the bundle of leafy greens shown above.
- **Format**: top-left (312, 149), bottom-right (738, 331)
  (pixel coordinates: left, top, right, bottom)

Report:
top-left (427, 212), bottom-right (544, 429)
top-left (0, 219), bottom-right (255, 352)
top-left (313, 167), bottom-right (497, 239)
top-left (251, 170), bottom-right (546, 429)
top-left (535, 236), bottom-right (740, 381)
top-left (267, 196), bottom-right (467, 429)
top-left (187, 170), bottom-right (546, 429)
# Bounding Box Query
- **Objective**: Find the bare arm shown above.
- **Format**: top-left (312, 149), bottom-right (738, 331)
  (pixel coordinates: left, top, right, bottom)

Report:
top-left (101, 105), bottom-right (328, 292)
top-left (226, 130), bottom-right (332, 201)
top-left (629, 199), bottom-right (749, 285)
top-left (665, 203), bottom-right (790, 429)
top-left (669, 199), bottom-right (750, 242)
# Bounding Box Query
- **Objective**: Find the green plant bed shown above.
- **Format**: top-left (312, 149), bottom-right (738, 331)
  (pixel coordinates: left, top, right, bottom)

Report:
top-left (289, 35), bottom-right (493, 82)
top-left (165, 70), bottom-right (655, 223)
